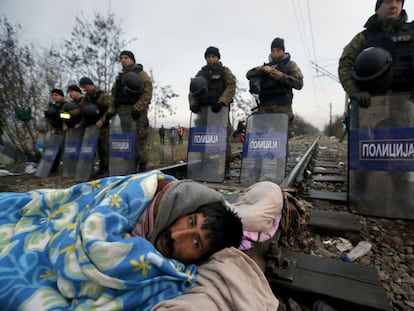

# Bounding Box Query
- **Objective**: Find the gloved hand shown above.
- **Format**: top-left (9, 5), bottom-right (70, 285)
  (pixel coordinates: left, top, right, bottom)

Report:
top-left (131, 110), bottom-right (140, 120)
top-left (105, 112), bottom-right (116, 121)
top-left (211, 102), bottom-right (224, 113)
top-left (350, 92), bottom-right (371, 108)
top-left (190, 105), bottom-right (201, 114)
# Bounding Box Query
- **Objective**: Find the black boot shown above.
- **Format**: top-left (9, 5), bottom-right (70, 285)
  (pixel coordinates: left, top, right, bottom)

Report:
top-left (138, 162), bottom-right (147, 173)
top-left (225, 164), bottom-right (231, 179)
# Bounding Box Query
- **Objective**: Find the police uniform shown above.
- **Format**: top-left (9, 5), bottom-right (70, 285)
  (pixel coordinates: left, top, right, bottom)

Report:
top-left (61, 96), bottom-right (83, 129)
top-left (44, 93), bottom-right (67, 172)
top-left (246, 53), bottom-right (303, 122)
top-left (80, 87), bottom-right (112, 174)
top-left (338, 9), bottom-right (413, 95)
top-left (110, 63), bottom-right (152, 172)
top-left (189, 61), bottom-right (236, 164)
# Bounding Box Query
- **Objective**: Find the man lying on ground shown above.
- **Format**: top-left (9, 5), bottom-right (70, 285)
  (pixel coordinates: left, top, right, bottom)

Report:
top-left (0, 170), bottom-right (243, 310)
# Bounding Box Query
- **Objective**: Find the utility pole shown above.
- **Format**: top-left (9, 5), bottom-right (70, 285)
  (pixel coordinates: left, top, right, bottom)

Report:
top-left (329, 102), bottom-right (332, 136)
top-left (310, 61), bottom-right (345, 135)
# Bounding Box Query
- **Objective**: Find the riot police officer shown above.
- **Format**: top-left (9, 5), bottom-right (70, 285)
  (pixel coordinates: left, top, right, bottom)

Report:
top-left (61, 85), bottom-right (83, 131)
top-left (246, 37), bottom-right (304, 126)
top-left (189, 46), bottom-right (236, 178)
top-left (79, 77), bottom-right (112, 177)
top-left (338, 0), bottom-right (412, 108)
top-left (110, 50), bottom-right (153, 173)
top-left (44, 88), bottom-right (67, 172)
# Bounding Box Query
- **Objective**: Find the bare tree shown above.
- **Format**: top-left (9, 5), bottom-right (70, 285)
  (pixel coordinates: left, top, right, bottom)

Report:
top-left (149, 71), bottom-right (178, 135)
top-left (62, 9), bottom-right (135, 91)
top-left (230, 81), bottom-right (255, 128)
top-left (0, 17), bottom-right (47, 159)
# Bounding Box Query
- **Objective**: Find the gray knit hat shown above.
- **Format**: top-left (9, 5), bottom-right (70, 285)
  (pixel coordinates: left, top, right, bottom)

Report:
top-left (149, 180), bottom-right (225, 244)
top-left (376, 0), bottom-right (404, 10)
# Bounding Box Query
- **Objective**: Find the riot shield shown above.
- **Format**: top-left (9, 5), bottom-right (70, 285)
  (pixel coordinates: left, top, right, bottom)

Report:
top-left (62, 128), bottom-right (83, 179)
top-left (74, 125), bottom-right (100, 182)
top-left (240, 113), bottom-right (288, 186)
top-left (187, 106), bottom-right (228, 182)
top-left (348, 93), bottom-right (414, 219)
top-left (35, 132), bottom-right (64, 178)
top-left (109, 113), bottom-right (137, 176)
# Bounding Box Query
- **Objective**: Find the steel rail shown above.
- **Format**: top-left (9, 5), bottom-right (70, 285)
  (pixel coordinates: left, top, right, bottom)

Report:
top-left (280, 136), bottom-right (320, 188)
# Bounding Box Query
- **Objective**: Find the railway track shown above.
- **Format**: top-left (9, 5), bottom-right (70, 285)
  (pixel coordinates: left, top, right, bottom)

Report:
top-left (2, 135), bottom-right (412, 309)
top-left (157, 135), bottom-right (413, 311)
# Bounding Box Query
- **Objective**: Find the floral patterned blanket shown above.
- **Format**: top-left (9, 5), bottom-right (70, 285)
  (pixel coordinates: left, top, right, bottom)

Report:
top-left (0, 171), bottom-right (196, 310)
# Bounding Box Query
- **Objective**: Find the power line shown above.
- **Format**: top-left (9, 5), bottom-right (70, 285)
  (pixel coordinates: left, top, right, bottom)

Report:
top-left (309, 61), bottom-right (339, 83)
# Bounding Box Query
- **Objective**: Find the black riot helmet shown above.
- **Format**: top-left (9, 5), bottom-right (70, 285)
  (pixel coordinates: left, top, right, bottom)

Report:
top-left (62, 101), bottom-right (78, 113)
top-left (44, 103), bottom-right (61, 127)
top-left (122, 71), bottom-right (144, 94)
top-left (352, 47), bottom-right (393, 93)
top-left (80, 103), bottom-right (100, 126)
top-left (61, 101), bottom-right (81, 127)
top-left (189, 76), bottom-right (208, 96)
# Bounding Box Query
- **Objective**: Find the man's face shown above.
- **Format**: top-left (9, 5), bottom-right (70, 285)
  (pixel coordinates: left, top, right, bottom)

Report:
top-left (68, 90), bottom-right (81, 100)
top-left (270, 48), bottom-right (284, 60)
top-left (205, 54), bottom-right (219, 65)
top-left (120, 55), bottom-right (134, 67)
top-left (51, 93), bottom-right (63, 103)
top-left (377, 0), bottom-right (403, 20)
top-left (80, 85), bottom-right (94, 93)
top-left (155, 213), bottom-right (212, 264)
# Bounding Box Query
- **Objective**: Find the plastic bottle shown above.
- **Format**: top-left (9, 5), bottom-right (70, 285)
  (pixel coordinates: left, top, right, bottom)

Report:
top-left (343, 241), bottom-right (372, 262)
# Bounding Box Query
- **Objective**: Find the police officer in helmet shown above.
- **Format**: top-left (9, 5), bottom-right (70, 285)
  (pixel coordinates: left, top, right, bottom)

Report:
top-left (338, 0), bottom-right (412, 108)
top-left (188, 46), bottom-right (236, 179)
top-left (44, 88), bottom-right (67, 172)
top-left (79, 77), bottom-right (112, 177)
top-left (110, 50), bottom-right (153, 173)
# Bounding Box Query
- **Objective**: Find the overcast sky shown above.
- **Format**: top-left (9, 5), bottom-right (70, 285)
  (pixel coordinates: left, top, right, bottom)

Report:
top-left (2, 0), bottom-right (413, 129)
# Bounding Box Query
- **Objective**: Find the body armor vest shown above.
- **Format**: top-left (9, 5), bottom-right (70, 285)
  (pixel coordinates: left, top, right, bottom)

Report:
top-left (197, 65), bottom-right (225, 106)
top-left (259, 56), bottom-right (293, 106)
top-left (363, 22), bottom-right (414, 92)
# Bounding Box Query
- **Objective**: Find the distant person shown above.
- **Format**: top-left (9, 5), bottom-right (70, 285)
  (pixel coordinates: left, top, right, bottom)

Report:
top-left (169, 127), bottom-right (177, 145)
top-left (159, 124), bottom-right (165, 145)
top-left (246, 37), bottom-right (304, 130)
top-left (236, 120), bottom-right (246, 135)
top-left (339, 111), bottom-right (349, 143)
top-left (177, 125), bottom-right (185, 144)
top-left (188, 46), bottom-right (236, 178)
top-left (110, 50), bottom-right (153, 173)
top-left (61, 84), bottom-right (83, 131)
top-left (79, 77), bottom-right (112, 177)
top-left (338, 0), bottom-right (411, 108)
top-left (233, 120), bottom-right (246, 143)
top-left (44, 88), bottom-right (67, 172)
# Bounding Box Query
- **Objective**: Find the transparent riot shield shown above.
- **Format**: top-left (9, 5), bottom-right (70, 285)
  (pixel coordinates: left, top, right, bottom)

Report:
top-left (240, 113), bottom-right (288, 186)
top-left (62, 128), bottom-right (83, 179)
top-left (109, 113), bottom-right (137, 176)
top-left (187, 106), bottom-right (228, 182)
top-left (35, 132), bottom-right (64, 178)
top-left (348, 93), bottom-right (414, 219)
top-left (74, 125), bottom-right (100, 182)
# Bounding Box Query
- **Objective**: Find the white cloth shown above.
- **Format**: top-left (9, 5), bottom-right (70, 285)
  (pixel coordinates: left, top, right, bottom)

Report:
top-left (152, 247), bottom-right (279, 311)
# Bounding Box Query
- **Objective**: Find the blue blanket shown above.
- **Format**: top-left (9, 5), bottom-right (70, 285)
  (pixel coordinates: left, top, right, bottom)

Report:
top-left (0, 171), bottom-right (197, 310)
